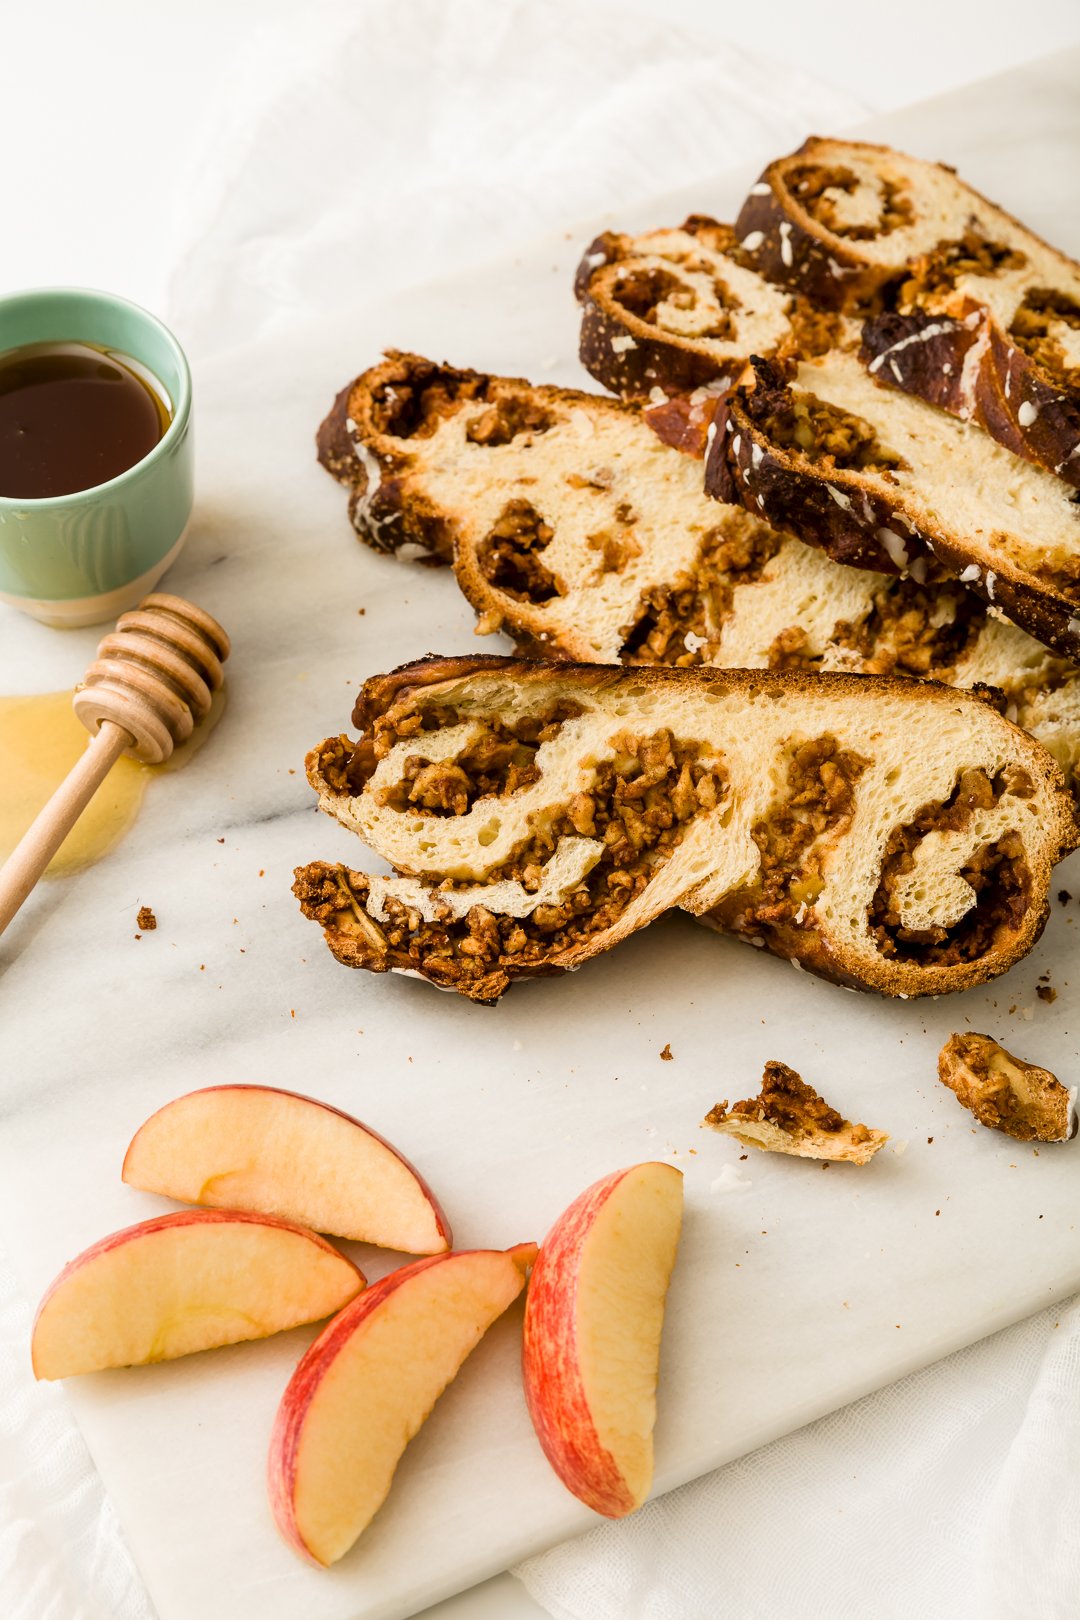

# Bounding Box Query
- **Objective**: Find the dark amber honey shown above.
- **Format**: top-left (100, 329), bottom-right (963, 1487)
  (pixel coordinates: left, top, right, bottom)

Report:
top-left (0, 341), bottom-right (171, 499)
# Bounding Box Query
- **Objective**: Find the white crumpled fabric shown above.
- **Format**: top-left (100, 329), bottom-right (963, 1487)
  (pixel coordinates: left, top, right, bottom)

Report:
top-left (5, 4), bottom-right (1080, 1618)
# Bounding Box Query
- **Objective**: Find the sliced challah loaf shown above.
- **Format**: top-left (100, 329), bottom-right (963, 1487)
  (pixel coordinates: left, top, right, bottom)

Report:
top-left (319, 352), bottom-right (1080, 785)
top-left (294, 657), bottom-right (1076, 1003)
top-left (736, 137), bottom-right (1080, 485)
top-left (574, 215), bottom-right (852, 401)
top-left (707, 350), bottom-right (1080, 659)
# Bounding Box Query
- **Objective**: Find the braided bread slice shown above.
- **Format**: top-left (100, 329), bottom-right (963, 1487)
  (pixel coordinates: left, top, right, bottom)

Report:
top-left (294, 657), bottom-right (1076, 1003)
top-left (736, 137), bottom-right (1080, 485)
top-left (707, 350), bottom-right (1080, 658)
top-left (574, 215), bottom-right (852, 402)
top-left (319, 352), bottom-right (1080, 786)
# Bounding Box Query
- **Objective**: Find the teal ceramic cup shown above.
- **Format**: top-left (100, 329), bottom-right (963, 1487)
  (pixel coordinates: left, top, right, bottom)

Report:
top-left (0, 288), bottom-right (193, 628)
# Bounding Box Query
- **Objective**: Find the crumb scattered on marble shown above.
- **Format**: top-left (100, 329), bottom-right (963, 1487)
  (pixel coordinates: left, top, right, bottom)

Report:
top-left (660, 1043), bottom-right (673, 1061)
top-left (1037, 984), bottom-right (1057, 1003)
top-left (1058, 889), bottom-right (1072, 905)
top-left (136, 906), bottom-right (156, 930)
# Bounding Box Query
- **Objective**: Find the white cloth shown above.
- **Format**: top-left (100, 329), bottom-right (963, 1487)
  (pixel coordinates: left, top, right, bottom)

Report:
top-left (4, 5), bottom-right (1077, 1620)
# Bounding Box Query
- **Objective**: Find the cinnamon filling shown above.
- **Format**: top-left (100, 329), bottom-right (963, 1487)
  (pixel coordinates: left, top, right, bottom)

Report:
top-left (786, 163), bottom-right (914, 239)
top-left (760, 387), bottom-right (906, 474)
top-left (612, 265), bottom-right (740, 340)
top-left (898, 231), bottom-right (1028, 308)
top-left (710, 1061), bottom-right (848, 1137)
top-left (465, 395), bottom-right (557, 446)
top-left (711, 734), bottom-right (869, 937)
top-left (826, 579), bottom-right (984, 677)
top-left (1009, 288), bottom-right (1080, 391)
top-left (369, 361), bottom-right (489, 439)
top-left (619, 516), bottom-right (782, 667)
top-left (869, 767), bottom-right (1034, 965)
top-left (297, 728), bottom-right (728, 999)
top-left (477, 499), bottom-right (563, 601)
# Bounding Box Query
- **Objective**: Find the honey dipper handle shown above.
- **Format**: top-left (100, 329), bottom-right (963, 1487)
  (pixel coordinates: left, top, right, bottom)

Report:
top-left (0, 721), bottom-right (131, 937)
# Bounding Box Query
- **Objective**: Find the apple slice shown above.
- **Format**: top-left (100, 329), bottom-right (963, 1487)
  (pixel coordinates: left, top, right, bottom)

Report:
top-left (32, 1210), bottom-right (365, 1380)
top-left (122, 1085), bottom-right (451, 1253)
top-left (269, 1242), bottom-right (536, 1566)
top-left (522, 1162), bottom-right (683, 1518)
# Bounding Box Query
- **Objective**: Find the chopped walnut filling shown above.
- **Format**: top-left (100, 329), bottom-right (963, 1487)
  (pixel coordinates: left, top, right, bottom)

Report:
top-left (759, 387), bottom-right (906, 475)
top-left (711, 734), bottom-right (869, 937)
top-left (787, 163), bottom-right (914, 239)
top-left (370, 362), bottom-right (488, 439)
top-left (477, 498), bottom-right (563, 602)
top-left (612, 264), bottom-right (740, 340)
top-left (897, 230), bottom-right (1028, 309)
top-left (620, 515), bottom-right (782, 667)
top-left (705, 1060), bottom-right (888, 1164)
top-left (1008, 288), bottom-right (1080, 391)
top-left (465, 395), bottom-right (556, 446)
top-left (782, 298), bottom-right (851, 361)
top-left (869, 768), bottom-right (1034, 965)
top-left (296, 728), bottom-right (728, 1000)
top-left (828, 579), bottom-right (984, 677)
top-left (938, 1031), bottom-right (1075, 1143)
top-left (317, 705), bottom-right (583, 818)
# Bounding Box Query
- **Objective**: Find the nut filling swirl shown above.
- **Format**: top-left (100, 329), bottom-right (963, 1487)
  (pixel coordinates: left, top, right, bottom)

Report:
top-left (295, 662), bottom-right (1078, 1001)
top-left (297, 726), bottom-right (728, 1001)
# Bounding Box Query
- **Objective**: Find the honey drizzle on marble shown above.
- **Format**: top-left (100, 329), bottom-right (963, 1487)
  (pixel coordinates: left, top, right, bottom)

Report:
top-left (0, 688), bottom-right (226, 876)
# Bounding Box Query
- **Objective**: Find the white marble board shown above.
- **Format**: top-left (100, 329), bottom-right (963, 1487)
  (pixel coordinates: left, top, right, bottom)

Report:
top-left (2, 50), bottom-right (1080, 1620)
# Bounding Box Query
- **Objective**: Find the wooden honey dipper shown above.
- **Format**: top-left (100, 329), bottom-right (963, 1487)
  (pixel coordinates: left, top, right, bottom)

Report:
top-left (0, 593), bottom-right (230, 936)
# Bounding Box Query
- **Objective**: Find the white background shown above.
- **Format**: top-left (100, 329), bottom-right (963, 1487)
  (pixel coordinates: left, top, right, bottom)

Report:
top-left (5, 4), bottom-right (1080, 1618)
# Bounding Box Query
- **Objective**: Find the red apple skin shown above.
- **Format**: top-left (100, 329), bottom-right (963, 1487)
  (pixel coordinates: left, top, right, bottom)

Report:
top-left (31, 1210), bottom-right (366, 1378)
top-left (522, 1167), bottom-right (657, 1518)
top-left (122, 1084), bottom-right (453, 1250)
top-left (268, 1242), bottom-right (537, 1566)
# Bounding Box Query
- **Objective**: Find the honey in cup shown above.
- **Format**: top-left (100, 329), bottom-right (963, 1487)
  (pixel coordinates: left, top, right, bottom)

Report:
top-left (0, 341), bottom-right (172, 498)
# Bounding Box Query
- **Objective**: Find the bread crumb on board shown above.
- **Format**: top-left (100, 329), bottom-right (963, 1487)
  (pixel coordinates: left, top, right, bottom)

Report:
top-left (938, 1031), bottom-right (1076, 1143)
top-left (660, 1043), bottom-right (673, 1061)
top-left (136, 906), bottom-right (157, 931)
top-left (703, 1060), bottom-right (888, 1165)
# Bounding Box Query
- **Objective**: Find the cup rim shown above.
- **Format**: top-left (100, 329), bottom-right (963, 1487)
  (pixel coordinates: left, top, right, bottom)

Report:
top-left (0, 286), bottom-right (192, 511)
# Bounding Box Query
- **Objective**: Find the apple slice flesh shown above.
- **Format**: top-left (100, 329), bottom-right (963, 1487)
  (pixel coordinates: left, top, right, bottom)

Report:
top-left (122, 1084), bottom-right (451, 1253)
top-left (522, 1162), bottom-right (683, 1517)
top-left (32, 1210), bottom-right (365, 1379)
top-left (269, 1243), bottom-right (537, 1566)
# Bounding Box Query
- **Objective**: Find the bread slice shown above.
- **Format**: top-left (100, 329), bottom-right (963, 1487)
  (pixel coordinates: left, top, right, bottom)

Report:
top-left (707, 350), bottom-right (1080, 658)
top-left (736, 137), bottom-right (1080, 485)
top-left (293, 656), bottom-right (1076, 1003)
top-left (320, 353), bottom-right (1080, 786)
top-left (574, 215), bottom-right (852, 401)
top-left (704, 1061), bottom-right (888, 1164)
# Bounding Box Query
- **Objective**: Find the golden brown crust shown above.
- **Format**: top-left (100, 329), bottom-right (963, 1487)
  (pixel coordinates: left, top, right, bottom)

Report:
top-left (735, 137), bottom-right (1080, 484)
top-left (860, 308), bottom-right (1080, 490)
top-left (294, 655), bottom-right (1078, 1002)
top-left (704, 1060), bottom-right (888, 1163)
top-left (706, 356), bottom-right (1080, 659)
top-left (316, 351), bottom-right (643, 563)
top-left (938, 1031), bottom-right (1077, 1143)
top-left (574, 216), bottom-right (848, 402)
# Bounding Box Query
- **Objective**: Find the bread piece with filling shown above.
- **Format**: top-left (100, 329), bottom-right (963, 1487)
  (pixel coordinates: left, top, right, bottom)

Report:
top-left (293, 656), bottom-right (1077, 1003)
top-left (707, 351), bottom-right (1080, 659)
top-left (574, 215), bottom-right (852, 402)
top-left (704, 1061), bottom-right (887, 1163)
top-left (938, 1031), bottom-right (1076, 1143)
top-left (320, 353), bottom-right (1080, 788)
top-left (736, 137), bottom-right (1080, 485)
